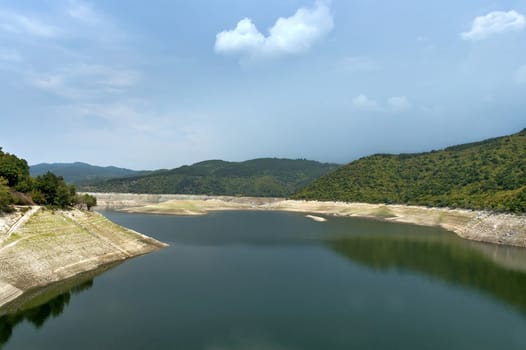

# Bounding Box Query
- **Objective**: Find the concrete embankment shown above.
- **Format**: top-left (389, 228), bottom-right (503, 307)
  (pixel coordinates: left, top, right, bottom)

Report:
top-left (92, 193), bottom-right (526, 248)
top-left (0, 207), bottom-right (167, 309)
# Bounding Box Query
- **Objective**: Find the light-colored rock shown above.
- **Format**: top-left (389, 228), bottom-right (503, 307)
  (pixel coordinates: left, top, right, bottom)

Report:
top-left (305, 215), bottom-right (327, 222)
top-left (0, 207), bottom-right (167, 309)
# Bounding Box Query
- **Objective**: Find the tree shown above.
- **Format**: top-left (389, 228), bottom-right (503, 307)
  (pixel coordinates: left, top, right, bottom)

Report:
top-left (0, 148), bottom-right (31, 188)
top-left (75, 194), bottom-right (97, 211)
top-left (0, 177), bottom-right (11, 213)
top-left (33, 172), bottom-right (75, 208)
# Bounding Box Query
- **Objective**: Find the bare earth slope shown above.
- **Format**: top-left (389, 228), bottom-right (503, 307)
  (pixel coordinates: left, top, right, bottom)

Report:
top-left (94, 193), bottom-right (526, 248)
top-left (0, 207), bottom-right (167, 308)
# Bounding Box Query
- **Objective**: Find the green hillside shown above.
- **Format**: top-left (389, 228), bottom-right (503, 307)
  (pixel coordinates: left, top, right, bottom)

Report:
top-left (293, 129), bottom-right (526, 213)
top-left (84, 158), bottom-right (339, 197)
top-left (30, 162), bottom-right (149, 185)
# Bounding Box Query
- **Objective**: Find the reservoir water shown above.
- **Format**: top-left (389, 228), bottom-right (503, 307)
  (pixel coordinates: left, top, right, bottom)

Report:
top-left (2, 210), bottom-right (526, 349)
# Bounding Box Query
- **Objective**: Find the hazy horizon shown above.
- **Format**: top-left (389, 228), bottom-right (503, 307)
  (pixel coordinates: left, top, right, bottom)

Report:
top-left (23, 124), bottom-right (524, 171)
top-left (1, 0), bottom-right (525, 169)
top-left (28, 157), bottom-right (343, 171)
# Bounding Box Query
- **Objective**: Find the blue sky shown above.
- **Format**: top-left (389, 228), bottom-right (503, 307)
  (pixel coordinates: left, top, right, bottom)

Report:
top-left (1, 0), bottom-right (525, 169)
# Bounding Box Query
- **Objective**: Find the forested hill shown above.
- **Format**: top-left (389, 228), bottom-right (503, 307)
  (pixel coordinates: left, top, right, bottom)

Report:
top-left (292, 129), bottom-right (526, 213)
top-left (30, 162), bottom-right (149, 185)
top-left (84, 158), bottom-right (339, 197)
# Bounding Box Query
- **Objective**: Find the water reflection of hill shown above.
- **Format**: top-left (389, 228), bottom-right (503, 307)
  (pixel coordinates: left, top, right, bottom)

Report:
top-left (0, 263), bottom-right (119, 349)
top-left (327, 234), bottom-right (526, 314)
top-left (0, 280), bottom-right (93, 347)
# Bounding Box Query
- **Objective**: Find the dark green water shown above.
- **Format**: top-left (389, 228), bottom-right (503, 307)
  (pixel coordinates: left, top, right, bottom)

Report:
top-left (3, 210), bottom-right (526, 349)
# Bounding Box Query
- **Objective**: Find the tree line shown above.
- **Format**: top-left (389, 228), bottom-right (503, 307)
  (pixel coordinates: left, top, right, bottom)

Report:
top-left (0, 147), bottom-right (96, 213)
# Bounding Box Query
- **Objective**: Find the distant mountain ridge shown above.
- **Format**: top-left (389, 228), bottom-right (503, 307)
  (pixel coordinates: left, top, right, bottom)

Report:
top-left (30, 162), bottom-right (149, 185)
top-left (84, 158), bottom-right (339, 197)
top-left (292, 128), bottom-right (526, 213)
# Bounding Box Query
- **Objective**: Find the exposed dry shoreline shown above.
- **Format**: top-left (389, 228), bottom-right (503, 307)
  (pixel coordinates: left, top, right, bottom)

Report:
top-left (93, 192), bottom-right (526, 248)
top-left (0, 206), bottom-right (167, 310)
top-left (1, 194), bottom-right (525, 311)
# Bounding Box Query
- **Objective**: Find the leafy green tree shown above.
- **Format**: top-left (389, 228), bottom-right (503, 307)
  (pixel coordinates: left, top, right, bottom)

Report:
top-left (33, 172), bottom-right (76, 208)
top-left (75, 194), bottom-right (97, 211)
top-left (30, 189), bottom-right (46, 205)
top-left (0, 147), bottom-right (31, 189)
top-left (0, 177), bottom-right (12, 213)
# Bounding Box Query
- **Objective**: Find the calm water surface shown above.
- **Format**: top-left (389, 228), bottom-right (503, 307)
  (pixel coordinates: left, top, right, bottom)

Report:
top-left (2, 210), bottom-right (526, 349)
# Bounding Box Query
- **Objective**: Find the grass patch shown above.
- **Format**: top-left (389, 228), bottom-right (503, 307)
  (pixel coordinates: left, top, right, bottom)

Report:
top-left (373, 206), bottom-right (395, 218)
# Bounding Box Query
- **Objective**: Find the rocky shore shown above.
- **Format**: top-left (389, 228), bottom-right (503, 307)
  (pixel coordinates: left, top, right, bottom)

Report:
top-left (93, 192), bottom-right (526, 248)
top-left (0, 207), bottom-right (167, 309)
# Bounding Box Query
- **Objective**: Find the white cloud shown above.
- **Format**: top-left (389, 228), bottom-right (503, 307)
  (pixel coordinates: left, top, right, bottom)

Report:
top-left (67, 0), bottom-right (103, 24)
top-left (516, 65), bottom-right (526, 84)
top-left (215, 18), bottom-right (265, 55)
top-left (64, 1), bottom-right (124, 43)
top-left (64, 64), bottom-right (140, 88)
top-left (31, 73), bottom-right (64, 90)
top-left (215, 1), bottom-right (333, 59)
top-left (70, 102), bottom-right (155, 132)
top-left (0, 9), bottom-right (59, 37)
top-left (27, 64), bottom-right (140, 100)
top-left (351, 94), bottom-right (379, 110)
top-left (352, 94), bottom-right (413, 112)
top-left (462, 10), bottom-right (525, 40)
top-left (388, 96), bottom-right (412, 111)
top-left (0, 2), bottom-right (138, 108)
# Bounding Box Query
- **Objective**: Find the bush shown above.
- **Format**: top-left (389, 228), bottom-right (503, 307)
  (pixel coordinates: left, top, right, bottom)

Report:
top-left (74, 194), bottom-right (97, 211)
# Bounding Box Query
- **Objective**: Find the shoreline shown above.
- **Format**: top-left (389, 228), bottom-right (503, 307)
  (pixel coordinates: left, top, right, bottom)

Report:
top-left (92, 192), bottom-right (526, 248)
top-left (0, 206), bottom-right (167, 309)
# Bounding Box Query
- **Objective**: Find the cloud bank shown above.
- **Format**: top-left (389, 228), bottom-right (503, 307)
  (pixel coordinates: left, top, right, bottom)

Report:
top-left (462, 10), bottom-right (525, 40)
top-left (215, 1), bottom-right (333, 59)
top-left (0, 9), bottom-right (59, 37)
top-left (352, 94), bottom-right (379, 110)
top-left (352, 94), bottom-right (412, 112)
